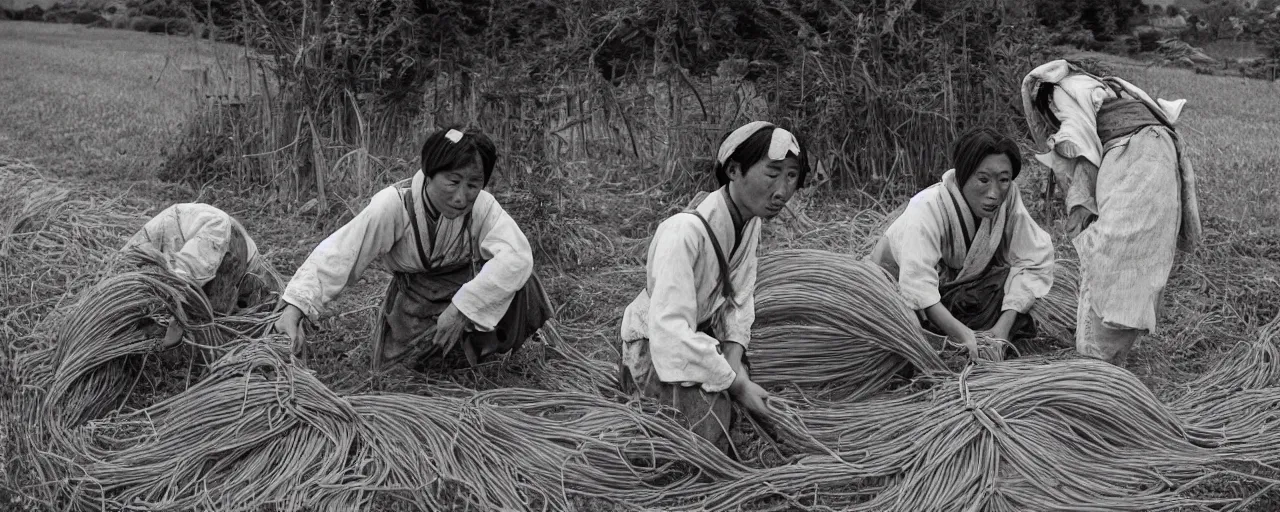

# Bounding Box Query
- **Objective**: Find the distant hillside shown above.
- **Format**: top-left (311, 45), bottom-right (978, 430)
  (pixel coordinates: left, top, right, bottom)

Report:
top-left (2, 0), bottom-right (61, 9)
top-left (3, 0), bottom-right (119, 11)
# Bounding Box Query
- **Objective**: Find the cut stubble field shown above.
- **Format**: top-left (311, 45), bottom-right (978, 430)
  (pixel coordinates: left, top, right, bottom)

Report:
top-left (2, 20), bottom-right (1280, 510)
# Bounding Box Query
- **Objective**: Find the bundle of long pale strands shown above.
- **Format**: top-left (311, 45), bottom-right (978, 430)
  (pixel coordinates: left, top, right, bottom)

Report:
top-left (748, 249), bottom-right (950, 401)
top-left (14, 248), bottom-right (276, 495)
top-left (748, 249), bottom-right (1081, 400)
top-left (711, 316), bottom-right (1280, 511)
top-left (14, 257), bottom-right (761, 511)
top-left (42, 337), bottom-right (764, 511)
top-left (16, 204), bottom-right (1280, 511)
top-left (1028, 258), bottom-right (1080, 347)
top-left (926, 330), bottom-right (1017, 370)
top-left (692, 357), bottom-right (1247, 511)
top-left (0, 158), bottom-right (147, 343)
top-left (1169, 314), bottom-right (1280, 467)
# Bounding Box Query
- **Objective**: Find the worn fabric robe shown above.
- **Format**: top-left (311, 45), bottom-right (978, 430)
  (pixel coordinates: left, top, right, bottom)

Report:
top-left (1021, 60), bottom-right (1201, 352)
top-left (121, 202), bottom-right (282, 311)
top-left (619, 188), bottom-right (760, 394)
top-left (281, 170), bottom-right (535, 336)
top-left (124, 203), bottom-right (261, 287)
top-left (867, 169), bottom-right (1055, 326)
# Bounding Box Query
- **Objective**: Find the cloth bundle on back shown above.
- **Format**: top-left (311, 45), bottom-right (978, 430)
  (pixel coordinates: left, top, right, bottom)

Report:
top-left (1021, 59), bottom-right (1203, 365)
top-left (275, 127), bottom-right (553, 372)
top-left (618, 120), bottom-right (808, 455)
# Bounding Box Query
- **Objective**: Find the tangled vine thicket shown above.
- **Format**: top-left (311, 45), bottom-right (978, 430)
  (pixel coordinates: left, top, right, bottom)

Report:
top-left (165, 0), bottom-right (1056, 207)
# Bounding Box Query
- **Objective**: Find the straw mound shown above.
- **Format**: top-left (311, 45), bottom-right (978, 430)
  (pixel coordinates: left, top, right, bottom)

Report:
top-left (6, 156), bottom-right (1280, 511)
top-left (12, 248), bottom-right (1279, 511)
top-left (0, 157), bottom-right (148, 346)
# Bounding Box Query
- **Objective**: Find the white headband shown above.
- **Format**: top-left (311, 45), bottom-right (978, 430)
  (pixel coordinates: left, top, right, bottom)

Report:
top-left (716, 121), bottom-right (801, 166)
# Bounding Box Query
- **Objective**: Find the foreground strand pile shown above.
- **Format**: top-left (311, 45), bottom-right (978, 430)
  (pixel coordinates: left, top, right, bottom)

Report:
top-left (11, 220), bottom-right (1280, 511)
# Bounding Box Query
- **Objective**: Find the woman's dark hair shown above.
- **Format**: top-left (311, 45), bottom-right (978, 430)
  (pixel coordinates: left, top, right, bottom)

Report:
top-left (713, 126), bottom-right (811, 188)
top-left (950, 127), bottom-right (1022, 186)
top-left (420, 126), bottom-right (498, 185)
top-left (1034, 82), bottom-right (1061, 131)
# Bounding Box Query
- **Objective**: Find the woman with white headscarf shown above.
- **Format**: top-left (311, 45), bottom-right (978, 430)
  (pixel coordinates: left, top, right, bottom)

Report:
top-left (1021, 59), bottom-right (1202, 365)
top-left (618, 121), bottom-right (808, 453)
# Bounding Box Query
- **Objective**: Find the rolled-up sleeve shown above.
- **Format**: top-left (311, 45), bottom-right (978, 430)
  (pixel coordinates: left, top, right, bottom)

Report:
top-left (452, 195), bottom-right (535, 331)
top-left (647, 218), bottom-right (736, 393)
top-left (281, 187), bottom-right (405, 320)
top-left (1001, 191), bottom-right (1055, 313)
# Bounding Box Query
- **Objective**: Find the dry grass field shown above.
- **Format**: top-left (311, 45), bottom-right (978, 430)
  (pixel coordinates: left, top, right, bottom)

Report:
top-left (2, 19), bottom-right (1280, 511)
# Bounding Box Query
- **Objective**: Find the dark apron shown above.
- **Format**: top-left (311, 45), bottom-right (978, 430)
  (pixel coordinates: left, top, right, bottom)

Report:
top-left (370, 189), bottom-right (553, 372)
top-left (931, 264), bottom-right (1035, 340)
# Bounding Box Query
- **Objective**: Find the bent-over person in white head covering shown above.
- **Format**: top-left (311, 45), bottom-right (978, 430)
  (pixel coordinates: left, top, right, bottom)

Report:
top-left (867, 128), bottom-right (1056, 358)
top-left (120, 202), bottom-right (285, 347)
top-left (1021, 59), bottom-right (1202, 366)
top-left (619, 121), bottom-right (807, 454)
top-left (274, 126), bottom-right (553, 372)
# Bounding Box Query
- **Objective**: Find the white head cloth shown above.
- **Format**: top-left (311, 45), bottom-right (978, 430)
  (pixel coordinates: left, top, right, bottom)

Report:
top-left (716, 121), bottom-right (801, 166)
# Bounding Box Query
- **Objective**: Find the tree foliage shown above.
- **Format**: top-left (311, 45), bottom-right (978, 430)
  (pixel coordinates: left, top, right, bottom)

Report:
top-left (173, 0), bottom-right (1053, 199)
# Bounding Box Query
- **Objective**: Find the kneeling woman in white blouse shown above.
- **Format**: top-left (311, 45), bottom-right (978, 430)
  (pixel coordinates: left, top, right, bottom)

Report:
top-left (867, 128), bottom-right (1055, 358)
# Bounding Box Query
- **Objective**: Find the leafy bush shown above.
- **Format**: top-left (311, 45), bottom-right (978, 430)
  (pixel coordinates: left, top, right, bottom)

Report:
top-left (162, 18), bottom-right (192, 36)
top-left (130, 0), bottom-right (187, 19)
top-left (1261, 14), bottom-right (1280, 58)
top-left (1033, 0), bottom-right (1143, 38)
top-left (72, 12), bottom-right (105, 25)
top-left (1137, 27), bottom-right (1165, 52)
top-left (13, 6), bottom-right (45, 21)
top-left (128, 15), bottom-right (165, 33)
top-left (169, 0), bottom-right (1052, 206)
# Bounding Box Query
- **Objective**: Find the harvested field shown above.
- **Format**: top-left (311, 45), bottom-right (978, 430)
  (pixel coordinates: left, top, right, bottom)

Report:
top-left (3, 20), bottom-right (1280, 512)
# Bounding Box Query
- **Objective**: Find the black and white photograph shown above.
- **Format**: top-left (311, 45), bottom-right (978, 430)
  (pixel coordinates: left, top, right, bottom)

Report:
top-left (1, 0), bottom-right (1279, 510)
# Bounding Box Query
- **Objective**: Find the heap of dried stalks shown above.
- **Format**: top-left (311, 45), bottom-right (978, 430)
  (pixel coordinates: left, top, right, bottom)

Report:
top-left (0, 158), bottom-right (147, 344)
top-left (13, 248), bottom-right (1280, 512)
top-left (15, 258), bottom-right (750, 511)
top-left (1029, 259), bottom-right (1080, 347)
top-left (8, 163), bottom-right (1280, 511)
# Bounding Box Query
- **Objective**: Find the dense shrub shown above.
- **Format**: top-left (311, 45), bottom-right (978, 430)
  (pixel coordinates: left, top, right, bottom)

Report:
top-left (15, 5), bottom-right (45, 21)
top-left (133, 0), bottom-right (186, 19)
top-left (1261, 14), bottom-right (1280, 58)
top-left (166, 0), bottom-right (1053, 204)
top-left (128, 15), bottom-right (164, 33)
top-left (1033, 0), bottom-right (1144, 38)
top-left (1137, 27), bottom-right (1165, 52)
top-left (72, 11), bottom-right (105, 25)
top-left (162, 18), bottom-right (192, 35)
